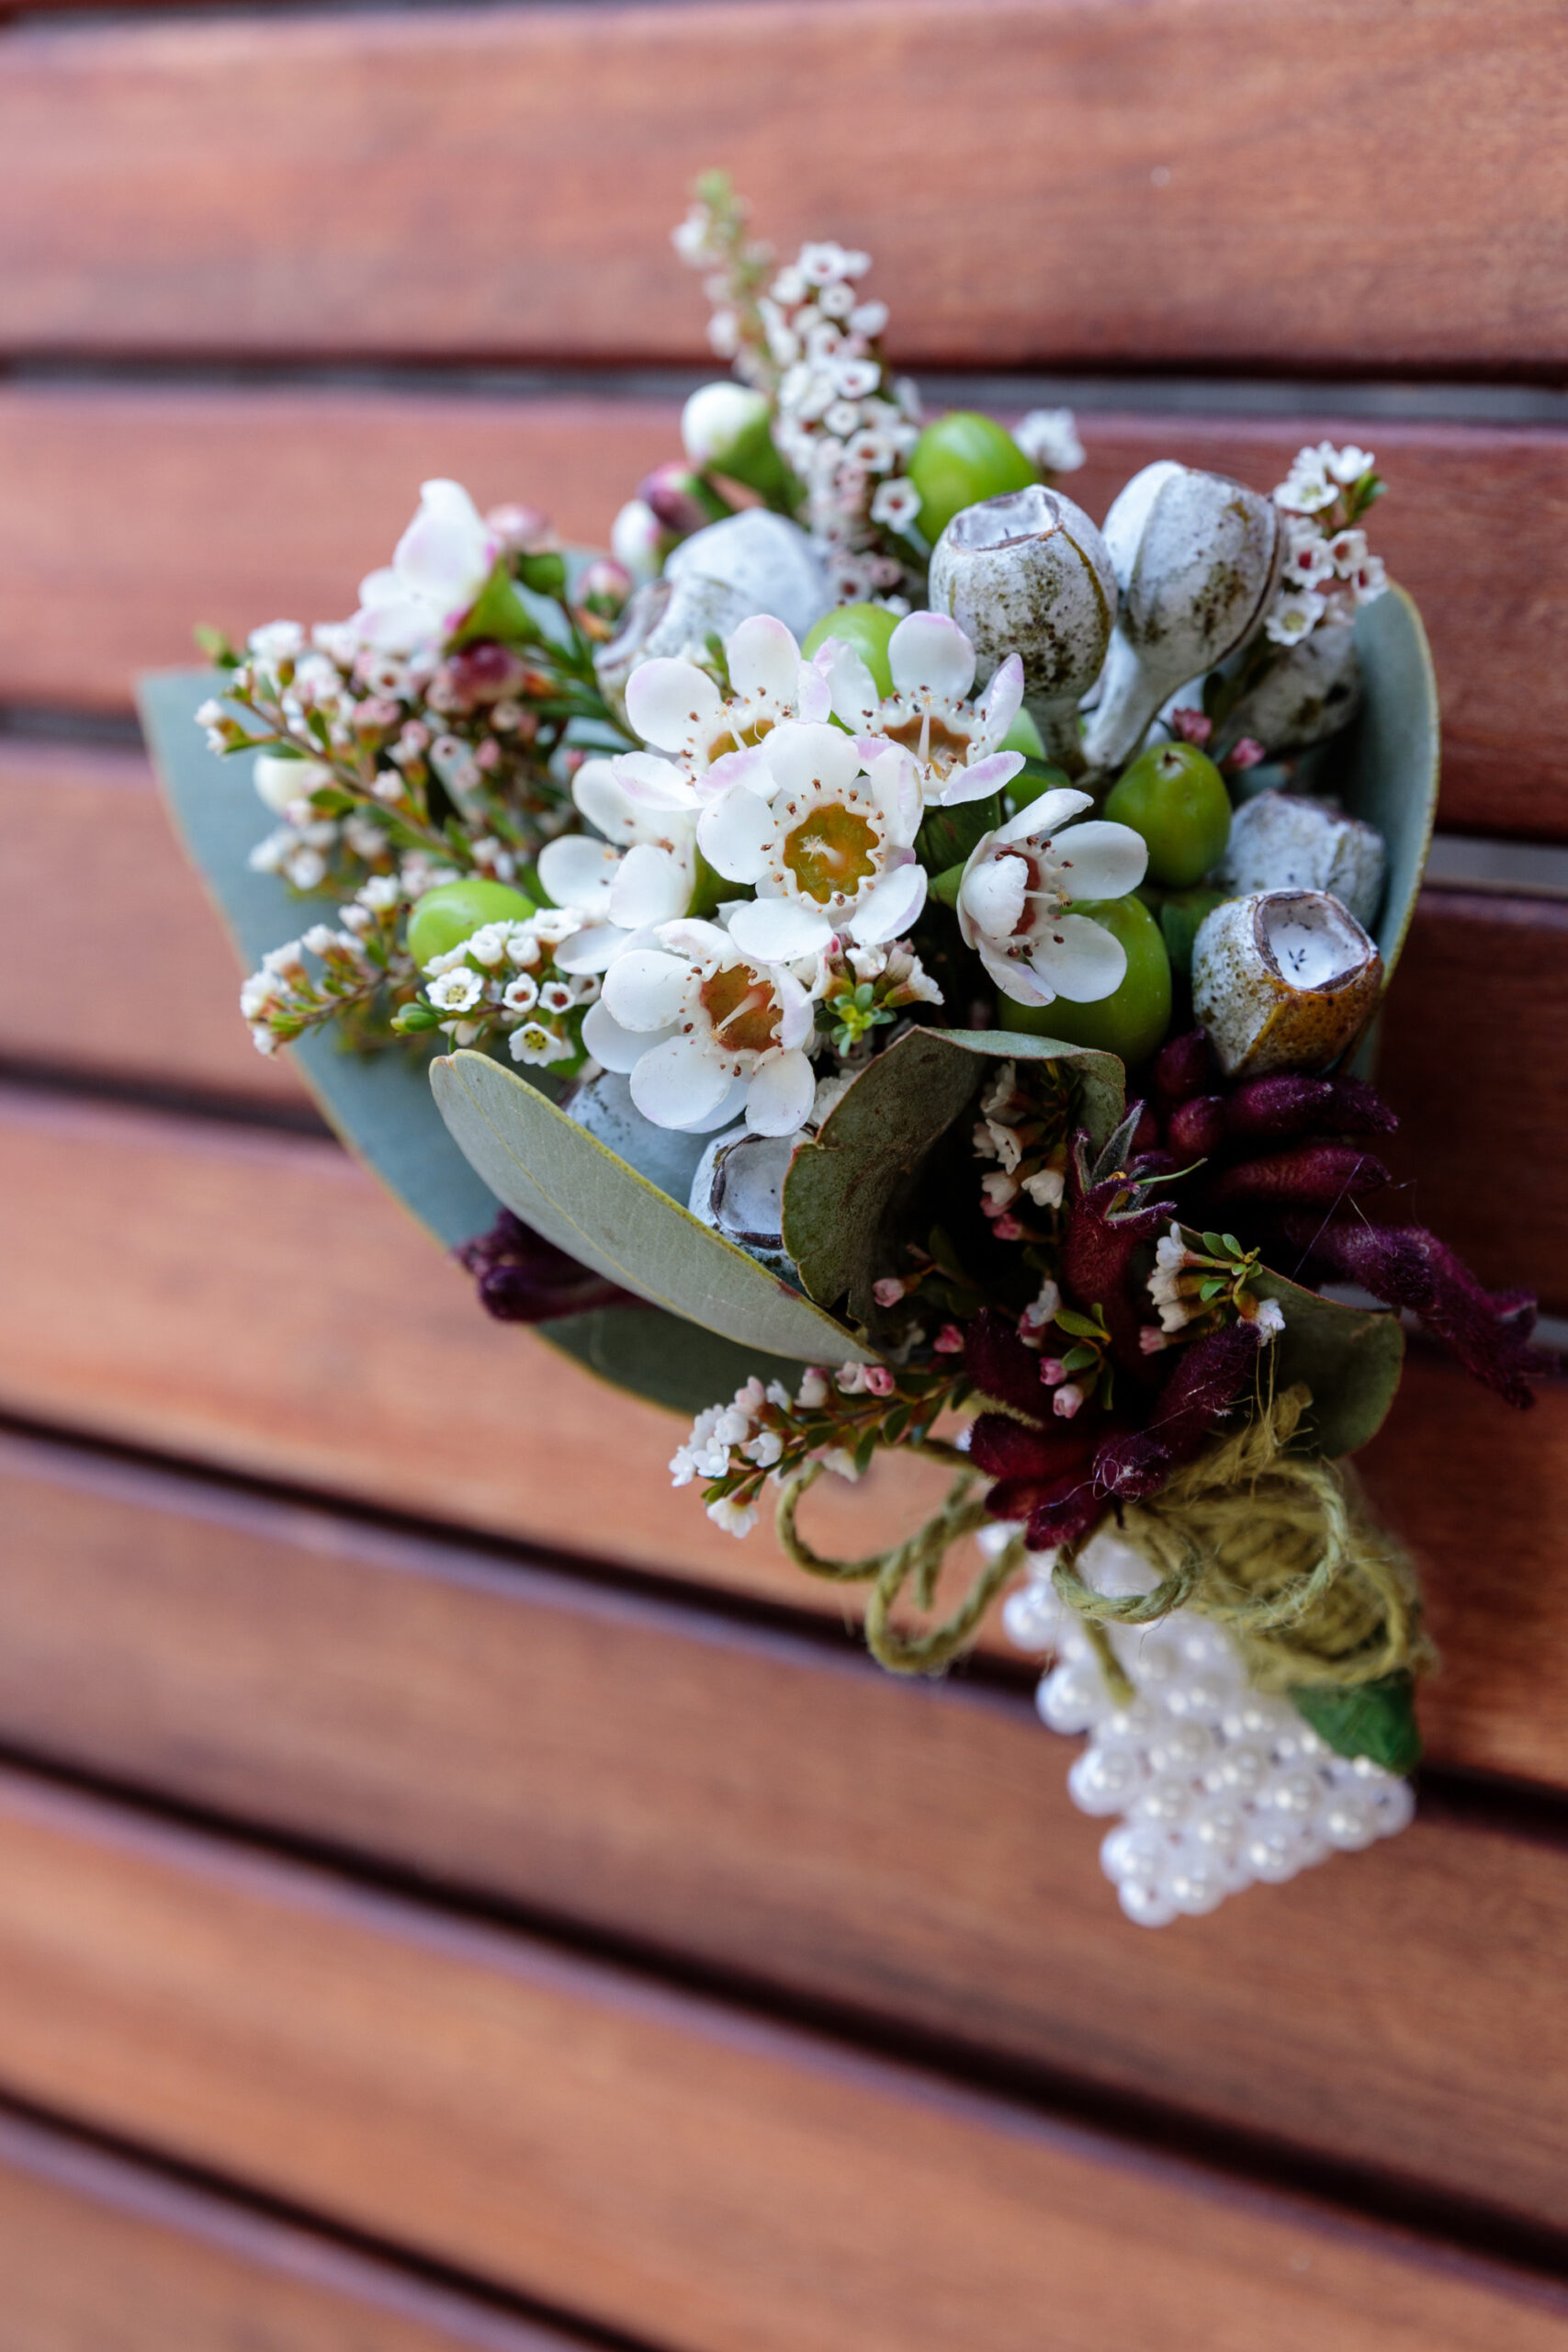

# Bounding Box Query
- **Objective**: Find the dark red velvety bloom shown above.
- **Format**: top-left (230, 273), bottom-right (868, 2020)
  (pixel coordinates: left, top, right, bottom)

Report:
top-left (456, 1209), bottom-right (634, 1322)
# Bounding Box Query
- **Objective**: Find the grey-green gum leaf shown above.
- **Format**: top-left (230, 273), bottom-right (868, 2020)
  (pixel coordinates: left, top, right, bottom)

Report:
top-left (1337, 583), bottom-right (1439, 987)
top-left (783, 1026), bottom-right (1125, 1323)
top-left (1185, 1231), bottom-right (1405, 1460)
top-left (141, 665), bottom-right (809, 1416)
top-left (433, 1048), bottom-right (875, 1366)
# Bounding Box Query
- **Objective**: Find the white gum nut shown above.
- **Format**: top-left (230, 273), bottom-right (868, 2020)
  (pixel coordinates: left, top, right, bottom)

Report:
top-left (928, 484), bottom-right (1117, 763)
top-left (664, 510), bottom-right (832, 641)
top-left (593, 571), bottom-right (754, 727)
top-left (1191, 889), bottom-right (1383, 1077)
top-left (688, 1123), bottom-right (800, 1279)
top-left (1215, 792), bottom-right (1387, 932)
top-left (1081, 463), bottom-right (1285, 778)
top-left (1213, 617), bottom-right (1363, 760)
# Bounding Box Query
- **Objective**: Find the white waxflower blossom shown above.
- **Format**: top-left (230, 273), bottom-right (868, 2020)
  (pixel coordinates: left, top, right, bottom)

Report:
top-left (706, 1495), bottom-right (759, 1538)
top-left (1265, 590), bottom-right (1329, 646)
top-left (869, 478), bottom-right (922, 532)
top-left (350, 481), bottom-right (499, 656)
top-left (956, 786), bottom-right (1149, 1009)
top-left (1011, 408), bottom-right (1086, 474)
top-left (624, 612), bottom-right (829, 776)
top-left (426, 968), bottom-right (487, 1014)
top-left (697, 718), bottom-right (926, 963)
top-left (1248, 1296), bottom-right (1287, 1340)
top-left (502, 974), bottom-right (539, 1013)
top-left (819, 611), bottom-right (1026, 810)
top-left (587, 918), bottom-right (817, 1136)
top-left (252, 751), bottom-right (334, 816)
top-left (510, 1020), bottom-right (574, 1068)
top-left (1148, 1224), bottom-right (1197, 1333)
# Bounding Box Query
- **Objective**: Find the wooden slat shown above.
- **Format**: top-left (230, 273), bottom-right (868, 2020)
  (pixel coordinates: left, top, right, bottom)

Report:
top-left (0, 2106), bottom-right (581, 2352)
top-left (7, 721), bottom-right (1564, 1295)
top-left (0, 737), bottom-right (307, 1104)
top-left (6, 386), bottom-right (1568, 837)
top-left (0, 1766), bottom-right (1563, 2352)
top-left (3, 1429), bottom-right (1568, 2231)
top-left (0, 1082), bottom-right (1561, 1781)
top-left (3, 1), bottom-right (1565, 372)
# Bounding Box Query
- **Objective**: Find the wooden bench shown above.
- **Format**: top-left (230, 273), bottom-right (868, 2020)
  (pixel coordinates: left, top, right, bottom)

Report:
top-left (1, 3), bottom-right (1566, 2344)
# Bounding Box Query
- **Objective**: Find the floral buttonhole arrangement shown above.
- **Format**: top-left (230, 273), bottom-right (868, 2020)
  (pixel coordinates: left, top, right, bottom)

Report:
top-left (156, 173), bottom-right (1555, 1928)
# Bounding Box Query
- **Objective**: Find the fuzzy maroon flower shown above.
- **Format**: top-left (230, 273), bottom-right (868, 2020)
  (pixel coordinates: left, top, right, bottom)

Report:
top-left (456, 1210), bottom-right (634, 1323)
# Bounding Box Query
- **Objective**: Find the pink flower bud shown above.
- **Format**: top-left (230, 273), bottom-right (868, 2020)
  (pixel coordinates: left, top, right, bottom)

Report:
top-left (1225, 736), bottom-right (1267, 771)
top-left (577, 558), bottom-right (633, 619)
top-left (1138, 1326), bottom-right (1171, 1354)
top-left (1169, 706), bottom-right (1213, 747)
top-left (1040, 1357), bottom-right (1068, 1386)
top-left (933, 1323), bottom-right (965, 1354)
top-left (1053, 1383), bottom-right (1086, 1419)
top-left (638, 461), bottom-right (715, 538)
top-left (992, 1214), bottom-right (1025, 1242)
top-left (445, 641), bottom-right (531, 707)
top-left (486, 503), bottom-right (553, 554)
top-left (873, 1276), bottom-right (907, 1308)
top-left (864, 1365), bottom-right (897, 1397)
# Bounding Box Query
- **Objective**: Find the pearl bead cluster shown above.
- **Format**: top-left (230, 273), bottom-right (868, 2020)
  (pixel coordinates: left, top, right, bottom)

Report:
top-left (996, 1528), bottom-right (1414, 1926)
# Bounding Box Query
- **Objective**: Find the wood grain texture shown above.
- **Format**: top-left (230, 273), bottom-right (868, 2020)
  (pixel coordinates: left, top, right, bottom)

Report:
top-left (0, 1766), bottom-right (1564, 2352)
top-left (0, 1085), bottom-right (1562, 1785)
top-left (0, 737), bottom-right (307, 1104)
top-left (0, 2106), bottom-right (581, 2352)
top-left (2, 1428), bottom-right (1567, 2230)
top-left (3, 0), bottom-right (1566, 371)
top-left (0, 1081), bottom-right (1561, 1749)
top-left (5, 384), bottom-right (1567, 836)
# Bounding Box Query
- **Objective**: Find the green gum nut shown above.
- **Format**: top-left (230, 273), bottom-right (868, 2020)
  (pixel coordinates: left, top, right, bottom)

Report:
top-left (999, 895), bottom-right (1173, 1069)
top-left (1157, 886), bottom-right (1229, 979)
top-left (908, 413), bottom-right (1039, 547)
top-left (1103, 742), bottom-right (1233, 888)
top-left (803, 603), bottom-right (900, 698)
top-left (406, 877), bottom-right (538, 970)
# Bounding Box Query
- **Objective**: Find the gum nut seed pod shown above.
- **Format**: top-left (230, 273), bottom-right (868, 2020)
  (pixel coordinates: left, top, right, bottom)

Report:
top-left (664, 511), bottom-right (832, 641)
top-left (592, 572), bottom-right (754, 729)
top-left (1215, 792), bottom-right (1387, 933)
top-left (253, 752), bottom-right (334, 814)
top-left (927, 483), bottom-right (1116, 772)
top-left (1213, 616), bottom-right (1363, 760)
top-left (1081, 463), bottom-right (1284, 777)
top-left (686, 1125), bottom-right (802, 1280)
top-left (1190, 888), bottom-right (1383, 1077)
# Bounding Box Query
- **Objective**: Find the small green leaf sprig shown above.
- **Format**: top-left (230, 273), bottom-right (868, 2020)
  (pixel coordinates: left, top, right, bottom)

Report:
top-left (1146, 1224), bottom-right (1287, 1349)
top-left (238, 881), bottom-right (418, 1057)
top-left (815, 940), bottom-right (944, 1059)
top-left (671, 1358), bottom-right (973, 1537)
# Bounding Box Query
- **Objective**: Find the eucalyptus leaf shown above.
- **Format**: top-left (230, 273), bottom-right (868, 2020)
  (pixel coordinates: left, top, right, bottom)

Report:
top-left (432, 1048), bottom-right (874, 1366)
top-left (783, 1025), bottom-right (1124, 1322)
top-left (1292, 1671), bottom-right (1422, 1774)
top-left (140, 666), bottom-right (805, 1417)
top-left (1247, 1257), bottom-right (1404, 1458)
top-left (1323, 584), bottom-right (1439, 985)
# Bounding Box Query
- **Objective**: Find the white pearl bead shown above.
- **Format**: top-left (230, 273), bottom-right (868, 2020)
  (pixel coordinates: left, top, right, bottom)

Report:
top-left (1146, 1720), bottom-right (1215, 1775)
top-left (1245, 1824), bottom-right (1304, 1884)
top-left (1167, 1855), bottom-right (1229, 1916)
top-left (1129, 1771), bottom-right (1196, 1828)
top-left (1163, 1672), bottom-right (1232, 1724)
top-left (1118, 1874), bottom-right (1180, 1928)
top-left (1068, 1744), bottom-right (1145, 1814)
top-left (1323, 1796), bottom-right (1378, 1851)
top-left (1036, 1661), bottom-right (1106, 1734)
top-left (1001, 1585), bottom-right (1059, 1652)
top-left (1263, 1768), bottom-right (1323, 1818)
top-left (1100, 1822), bottom-right (1173, 1883)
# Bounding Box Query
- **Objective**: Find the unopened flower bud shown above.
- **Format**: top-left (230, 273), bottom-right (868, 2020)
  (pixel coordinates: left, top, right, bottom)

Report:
top-left (253, 751), bottom-right (333, 814)
top-left (680, 382), bottom-right (789, 499)
top-left (1191, 888), bottom-right (1382, 1077)
top-left (1082, 464), bottom-right (1284, 777)
top-left (610, 498), bottom-right (674, 582)
top-left (927, 484), bottom-right (1116, 771)
top-left (638, 460), bottom-right (726, 540)
top-left (485, 503), bottom-right (553, 555)
top-left (1053, 1382), bottom-right (1086, 1419)
top-left (442, 640), bottom-right (531, 707)
top-left (576, 558), bottom-right (633, 622)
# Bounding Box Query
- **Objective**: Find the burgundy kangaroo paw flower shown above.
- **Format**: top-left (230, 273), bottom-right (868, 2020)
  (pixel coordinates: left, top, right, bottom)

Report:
top-left (1221, 1072), bottom-right (1399, 1142)
top-left (1093, 1319), bottom-right (1266, 1498)
top-left (1210, 1143), bottom-right (1391, 1207)
top-left (455, 1210), bottom-right (634, 1322)
top-left (1168, 1094), bottom-right (1226, 1157)
top-left (1153, 1028), bottom-right (1218, 1110)
top-left (1283, 1217), bottom-right (1556, 1408)
top-left (964, 1309), bottom-right (1055, 1421)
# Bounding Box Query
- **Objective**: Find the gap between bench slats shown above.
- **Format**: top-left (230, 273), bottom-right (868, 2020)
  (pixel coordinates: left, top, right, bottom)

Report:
top-left (3, 1428), bottom-right (1568, 2235)
top-left (0, 1763), bottom-right (1565, 2352)
top-left (0, 1082), bottom-right (1562, 1790)
top-left (2, 387), bottom-right (1565, 836)
top-left (0, 2104), bottom-right (590, 2352)
top-left (1, 0), bottom-right (1564, 373)
top-left (2, 739), bottom-right (1562, 1306)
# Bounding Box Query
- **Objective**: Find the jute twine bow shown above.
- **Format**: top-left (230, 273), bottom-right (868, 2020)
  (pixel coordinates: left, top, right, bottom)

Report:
top-left (776, 1383), bottom-right (1430, 1690)
top-left (1053, 1384), bottom-right (1432, 1696)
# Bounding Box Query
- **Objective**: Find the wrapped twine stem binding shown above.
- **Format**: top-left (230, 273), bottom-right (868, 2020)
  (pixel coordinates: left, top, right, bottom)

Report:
top-left (776, 1385), bottom-right (1430, 1696)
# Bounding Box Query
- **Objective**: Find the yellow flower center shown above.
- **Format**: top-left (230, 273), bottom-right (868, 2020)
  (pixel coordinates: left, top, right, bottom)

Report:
top-left (699, 962), bottom-right (782, 1056)
top-left (782, 801), bottom-right (880, 904)
top-left (705, 712), bottom-right (777, 764)
top-left (883, 710), bottom-right (971, 777)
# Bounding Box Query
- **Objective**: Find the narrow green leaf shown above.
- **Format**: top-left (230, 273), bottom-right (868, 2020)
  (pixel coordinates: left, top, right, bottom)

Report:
top-left (1053, 1307), bottom-right (1104, 1340)
top-left (1058, 1344), bottom-right (1097, 1374)
top-left (1292, 1673), bottom-right (1421, 1774)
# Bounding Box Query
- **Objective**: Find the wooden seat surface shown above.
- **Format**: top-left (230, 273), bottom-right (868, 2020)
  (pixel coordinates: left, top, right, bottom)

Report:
top-left (2, 2), bottom-right (1565, 2343)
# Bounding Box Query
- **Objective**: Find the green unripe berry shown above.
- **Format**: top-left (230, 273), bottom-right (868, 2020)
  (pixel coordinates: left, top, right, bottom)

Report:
top-left (1157, 885), bottom-right (1229, 979)
top-left (407, 878), bottom-right (538, 970)
top-left (1001, 706), bottom-right (1046, 760)
top-left (999, 895), bottom-right (1172, 1069)
top-left (908, 413), bottom-right (1038, 548)
top-left (1103, 741), bottom-right (1232, 889)
top-left (803, 602), bottom-right (900, 698)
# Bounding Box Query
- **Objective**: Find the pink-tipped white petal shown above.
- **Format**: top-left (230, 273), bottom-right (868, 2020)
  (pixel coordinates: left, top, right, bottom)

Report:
top-left (824, 639), bottom-right (882, 731)
top-left (626, 658), bottom-right (724, 754)
top-left (611, 751), bottom-right (702, 812)
top-left (630, 1033), bottom-right (731, 1130)
top-left (979, 939), bottom-right (1059, 1008)
top-left (850, 859), bottom-right (927, 946)
top-left (890, 610), bottom-right (976, 702)
top-left (726, 896), bottom-right (834, 963)
top-left (960, 852), bottom-right (1029, 944)
top-left (573, 759), bottom-right (641, 843)
top-left (979, 654), bottom-right (1025, 742)
top-left (764, 718), bottom-right (862, 797)
top-left (1053, 818), bottom-right (1149, 902)
top-left (995, 787), bottom-right (1095, 845)
top-left (772, 964), bottom-right (815, 1052)
top-left (610, 842), bottom-right (692, 930)
top-left (796, 654), bottom-right (833, 725)
top-left (393, 481), bottom-right (496, 612)
top-left (744, 1047), bottom-right (818, 1137)
top-left (726, 614), bottom-right (800, 703)
top-left (602, 948), bottom-right (692, 1031)
top-left (536, 833), bottom-right (620, 914)
top-left (938, 748), bottom-right (1025, 807)
top-left (1028, 911), bottom-right (1129, 1002)
top-left (581, 997), bottom-right (660, 1072)
top-left (698, 785), bottom-right (775, 883)
top-left (863, 745), bottom-right (923, 840)
top-left (701, 742), bottom-right (776, 800)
